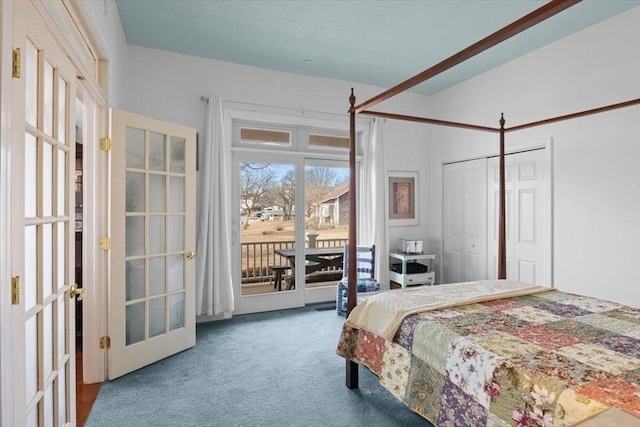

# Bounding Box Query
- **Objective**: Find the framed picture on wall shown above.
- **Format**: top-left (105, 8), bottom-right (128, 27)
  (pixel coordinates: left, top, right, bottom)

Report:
top-left (387, 171), bottom-right (419, 226)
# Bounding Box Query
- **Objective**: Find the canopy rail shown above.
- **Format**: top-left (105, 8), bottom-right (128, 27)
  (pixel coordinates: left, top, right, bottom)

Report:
top-left (359, 97), bottom-right (640, 135)
top-left (506, 98), bottom-right (640, 132)
top-left (360, 110), bottom-right (500, 133)
top-left (352, 0), bottom-right (581, 114)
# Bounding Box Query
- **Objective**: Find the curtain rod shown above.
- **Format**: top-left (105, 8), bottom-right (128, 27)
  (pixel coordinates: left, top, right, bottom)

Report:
top-left (200, 96), bottom-right (210, 103)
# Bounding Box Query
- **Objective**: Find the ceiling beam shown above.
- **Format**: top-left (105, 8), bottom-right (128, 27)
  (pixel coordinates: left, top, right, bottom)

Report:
top-left (352, 0), bottom-right (582, 113)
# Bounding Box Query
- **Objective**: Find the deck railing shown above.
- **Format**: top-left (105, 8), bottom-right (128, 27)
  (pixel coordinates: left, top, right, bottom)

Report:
top-left (240, 238), bottom-right (347, 283)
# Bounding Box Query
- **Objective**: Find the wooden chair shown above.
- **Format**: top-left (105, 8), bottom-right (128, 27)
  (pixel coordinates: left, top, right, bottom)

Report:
top-left (336, 245), bottom-right (380, 315)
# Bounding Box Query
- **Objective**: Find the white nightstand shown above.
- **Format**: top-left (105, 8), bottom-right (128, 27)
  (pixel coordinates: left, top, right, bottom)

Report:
top-left (389, 251), bottom-right (436, 288)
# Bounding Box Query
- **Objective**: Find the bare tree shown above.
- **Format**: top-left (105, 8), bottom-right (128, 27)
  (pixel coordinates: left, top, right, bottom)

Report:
top-left (277, 170), bottom-right (296, 220)
top-left (305, 167), bottom-right (345, 218)
top-left (240, 163), bottom-right (275, 229)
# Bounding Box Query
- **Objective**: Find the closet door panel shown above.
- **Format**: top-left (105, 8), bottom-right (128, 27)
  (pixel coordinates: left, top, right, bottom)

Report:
top-left (443, 158), bottom-right (487, 283)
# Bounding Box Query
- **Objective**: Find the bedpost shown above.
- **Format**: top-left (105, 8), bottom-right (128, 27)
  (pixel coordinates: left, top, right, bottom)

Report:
top-left (498, 113), bottom-right (507, 279)
top-left (346, 88), bottom-right (359, 389)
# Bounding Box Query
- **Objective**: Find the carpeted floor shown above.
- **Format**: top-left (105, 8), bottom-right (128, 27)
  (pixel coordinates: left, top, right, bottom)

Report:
top-left (85, 305), bottom-right (431, 427)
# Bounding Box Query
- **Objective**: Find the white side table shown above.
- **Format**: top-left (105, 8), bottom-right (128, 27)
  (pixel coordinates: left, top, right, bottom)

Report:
top-left (389, 251), bottom-right (436, 288)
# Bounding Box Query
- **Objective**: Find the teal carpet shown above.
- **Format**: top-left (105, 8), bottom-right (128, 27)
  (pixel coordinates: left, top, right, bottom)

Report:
top-left (85, 305), bottom-right (431, 426)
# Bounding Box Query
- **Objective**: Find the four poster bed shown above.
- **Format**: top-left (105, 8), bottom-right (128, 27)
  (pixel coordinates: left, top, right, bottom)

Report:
top-left (337, 1), bottom-right (640, 425)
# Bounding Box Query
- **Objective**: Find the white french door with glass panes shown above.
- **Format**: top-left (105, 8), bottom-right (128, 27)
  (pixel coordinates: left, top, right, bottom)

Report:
top-left (109, 109), bottom-right (197, 379)
top-left (11, 1), bottom-right (78, 424)
top-left (234, 154), bottom-right (302, 314)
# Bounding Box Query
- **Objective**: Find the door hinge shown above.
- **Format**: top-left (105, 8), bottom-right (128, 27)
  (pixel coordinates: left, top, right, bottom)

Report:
top-left (99, 336), bottom-right (111, 349)
top-left (12, 48), bottom-right (20, 78)
top-left (11, 276), bottom-right (20, 305)
top-left (99, 137), bottom-right (112, 151)
top-left (99, 236), bottom-right (111, 250)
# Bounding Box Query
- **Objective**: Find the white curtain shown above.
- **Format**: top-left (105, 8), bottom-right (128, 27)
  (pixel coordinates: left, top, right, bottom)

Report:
top-left (196, 96), bottom-right (235, 317)
top-left (358, 118), bottom-right (389, 287)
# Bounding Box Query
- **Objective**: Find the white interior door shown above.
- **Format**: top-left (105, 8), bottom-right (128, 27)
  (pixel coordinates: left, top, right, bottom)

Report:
top-left (11, 1), bottom-right (78, 424)
top-left (488, 149), bottom-right (550, 284)
top-left (109, 109), bottom-right (196, 379)
top-left (443, 162), bottom-right (464, 283)
top-left (443, 158), bottom-right (487, 283)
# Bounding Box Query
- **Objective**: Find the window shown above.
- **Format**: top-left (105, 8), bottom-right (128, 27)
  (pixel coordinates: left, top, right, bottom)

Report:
top-left (308, 134), bottom-right (350, 150)
top-left (239, 127), bottom-right (291, 147)
top-left (233, 120), bottom-right (357, 155)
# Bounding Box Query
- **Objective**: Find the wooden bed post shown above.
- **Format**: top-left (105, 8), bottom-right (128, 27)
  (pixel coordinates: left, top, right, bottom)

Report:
top-left (346, 88), bottom-right (359, 389)
top-left (498, 113), bottom-right (507, 280)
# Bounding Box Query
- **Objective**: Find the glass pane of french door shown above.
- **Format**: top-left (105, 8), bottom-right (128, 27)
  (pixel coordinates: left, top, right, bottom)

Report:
top-left (239, 162), bottom-right (297, 296)
top-left (124, 131), bottom-right (186, 343)
top-left (13, 1), bottom-right (76, 424)
top-left (304, 165), bottom-right (349, 294)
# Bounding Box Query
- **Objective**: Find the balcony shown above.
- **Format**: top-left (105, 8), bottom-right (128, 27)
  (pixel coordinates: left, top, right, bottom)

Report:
top-left (240, 237), bottom-right (347, 294)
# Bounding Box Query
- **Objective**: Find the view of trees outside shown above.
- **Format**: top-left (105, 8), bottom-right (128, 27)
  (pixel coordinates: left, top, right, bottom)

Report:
top-left (239, 162), bottom-right (349, 293)
top-left (239, 162), bottom-right (348, 230)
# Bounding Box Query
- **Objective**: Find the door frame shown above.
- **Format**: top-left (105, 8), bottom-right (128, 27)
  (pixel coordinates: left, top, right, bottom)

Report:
top-left (74, 90), bottom-right (109, 384)
top-left (0, 1), bottom-right (16, 424)
top-left (440, 137), bottom-right (554, 286)
top-left (224, 103), bottom-right (366, 315)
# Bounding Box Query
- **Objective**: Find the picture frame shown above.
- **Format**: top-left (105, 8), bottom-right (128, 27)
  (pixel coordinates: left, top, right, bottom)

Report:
top-left (387, 171), bottom-right (419, 226)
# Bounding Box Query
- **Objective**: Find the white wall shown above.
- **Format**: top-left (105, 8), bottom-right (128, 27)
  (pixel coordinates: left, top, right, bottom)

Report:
top-left (429, 7), bottom-right (640, 306)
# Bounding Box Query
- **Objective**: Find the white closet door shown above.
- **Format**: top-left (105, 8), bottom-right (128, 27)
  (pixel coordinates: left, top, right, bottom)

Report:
top-left (488, 149), bottom-right (550, 285)
top-left (443, 158), bottom-right (487, 283)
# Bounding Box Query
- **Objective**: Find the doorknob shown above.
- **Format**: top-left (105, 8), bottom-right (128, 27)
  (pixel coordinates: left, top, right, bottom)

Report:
top-left (70, 283), bottom-right (86, 301)
top-left (185, 251), bottom-right (195, 260)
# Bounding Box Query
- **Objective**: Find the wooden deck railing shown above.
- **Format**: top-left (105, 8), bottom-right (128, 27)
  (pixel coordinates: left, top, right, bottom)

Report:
top-left (240, 238), bottom-right (347, 283)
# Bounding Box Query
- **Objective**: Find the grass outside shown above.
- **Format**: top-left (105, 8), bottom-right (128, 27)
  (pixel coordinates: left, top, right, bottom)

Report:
top-left (240, 219), bottom-right (348, 243)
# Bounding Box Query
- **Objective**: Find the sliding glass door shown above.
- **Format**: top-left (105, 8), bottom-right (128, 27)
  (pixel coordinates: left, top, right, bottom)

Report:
top-left (304, 162), bottom-right (349, 304)
top-left (233, 155), bottom-right (301, 314)
top-left (233, 155), bottom-right (350, 314)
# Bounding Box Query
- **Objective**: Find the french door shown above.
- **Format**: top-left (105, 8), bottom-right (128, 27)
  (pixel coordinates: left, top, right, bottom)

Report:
top-left (11, 1), bottom-right (78, 424)
top-left (109, 109), bottom-right (197, 379)
top-left (233, 154), bottom-right (349, 314)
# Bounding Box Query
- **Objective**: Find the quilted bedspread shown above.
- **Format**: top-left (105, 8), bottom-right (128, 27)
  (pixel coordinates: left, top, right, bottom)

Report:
top-left (336, 281), bottom-right (640, 426)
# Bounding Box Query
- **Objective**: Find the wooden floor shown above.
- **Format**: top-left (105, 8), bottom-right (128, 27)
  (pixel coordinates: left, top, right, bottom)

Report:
top-left (76, 351), bottom-right (101, 426)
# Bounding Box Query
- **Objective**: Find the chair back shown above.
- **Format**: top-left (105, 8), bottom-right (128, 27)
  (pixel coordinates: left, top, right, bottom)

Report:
top-left (342, 245), bottom-right (375, 280)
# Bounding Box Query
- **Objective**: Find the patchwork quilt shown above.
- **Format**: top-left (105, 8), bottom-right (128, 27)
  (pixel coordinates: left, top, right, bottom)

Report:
top-left (337, 284), bottom-right (640, 426)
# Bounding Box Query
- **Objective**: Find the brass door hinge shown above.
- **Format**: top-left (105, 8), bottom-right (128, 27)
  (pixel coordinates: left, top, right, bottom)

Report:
top-left (11, 276), bottom-right (20, 305)
top-left (99, 336), bottom-right (111, 349)
top-left (12, 48), bottom-right (20, 78)
top-left (99, 236), bottom-right (111, 250)
top-left (99, 137), bottom-right (112, 151)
